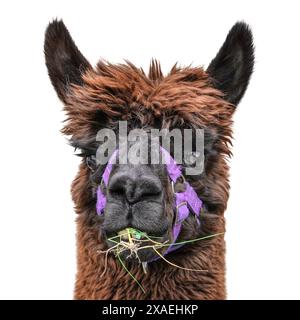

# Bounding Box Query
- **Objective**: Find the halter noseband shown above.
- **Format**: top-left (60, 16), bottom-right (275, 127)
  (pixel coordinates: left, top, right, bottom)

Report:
top-left (96, 147), bottom-right (203, 262)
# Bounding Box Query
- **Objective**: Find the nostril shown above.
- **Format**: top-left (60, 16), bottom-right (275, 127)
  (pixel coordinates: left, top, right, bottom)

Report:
top-left (142, 190), bottom-right (161, 197)
top-left (108, 173), bottom-right (163, 204)
top-left (139, 180), bottom-right (162, 197)
top-left (109, 185), bottom-right (125, 197)
top-left (133, 177), bottom-right (163, 202)
top-left (108, 175), bottom-right (135, 200)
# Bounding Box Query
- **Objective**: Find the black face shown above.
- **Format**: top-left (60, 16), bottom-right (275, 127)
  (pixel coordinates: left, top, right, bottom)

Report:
top-left (102, 163), bottom-right (171, 261)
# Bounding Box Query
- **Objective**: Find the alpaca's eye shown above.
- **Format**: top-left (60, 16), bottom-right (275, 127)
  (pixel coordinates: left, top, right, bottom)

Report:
top-left (74, 147), bottom-right (95, 158)
top-left (86, 155), bottom-right (96, 170)
top-left (184, 151), bottom-right (202, 166)
top-left (74, 147), bottom-right (85, 157)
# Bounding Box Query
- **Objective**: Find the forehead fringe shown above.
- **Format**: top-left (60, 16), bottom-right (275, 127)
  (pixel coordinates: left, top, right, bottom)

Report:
top-left (63, 60), bottom-right (233, 139)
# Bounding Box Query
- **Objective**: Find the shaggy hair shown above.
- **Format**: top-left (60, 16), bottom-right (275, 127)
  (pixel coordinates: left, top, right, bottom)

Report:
top-left (44, 20), bottom-right (254, 299)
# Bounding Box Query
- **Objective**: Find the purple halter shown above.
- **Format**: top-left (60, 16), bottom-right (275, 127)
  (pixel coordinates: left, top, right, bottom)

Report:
top-left (96, 147), bottom-right (203, 261)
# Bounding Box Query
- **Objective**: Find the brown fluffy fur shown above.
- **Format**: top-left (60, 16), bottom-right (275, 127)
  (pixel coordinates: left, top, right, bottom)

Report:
top-left (65, 60), bottom-right (233, 299)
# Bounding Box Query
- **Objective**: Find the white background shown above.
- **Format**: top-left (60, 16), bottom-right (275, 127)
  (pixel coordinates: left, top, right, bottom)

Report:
top-left (0, 0), bottom-right (299, 300)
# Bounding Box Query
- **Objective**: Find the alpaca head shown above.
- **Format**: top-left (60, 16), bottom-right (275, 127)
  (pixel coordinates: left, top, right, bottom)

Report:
top-left (44, 20), bottom-right (254, 264)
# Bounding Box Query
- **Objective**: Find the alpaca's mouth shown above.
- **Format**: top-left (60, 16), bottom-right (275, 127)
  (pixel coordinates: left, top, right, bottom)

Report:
top-left (105, 227), bottom-right (169, 262)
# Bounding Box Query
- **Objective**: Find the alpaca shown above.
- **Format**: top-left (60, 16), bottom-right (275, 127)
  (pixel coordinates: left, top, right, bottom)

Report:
top-left (44, 20), bottom-right (254, 300)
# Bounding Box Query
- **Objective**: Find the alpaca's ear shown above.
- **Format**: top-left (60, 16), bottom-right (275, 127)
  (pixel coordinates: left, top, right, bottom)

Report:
top-left (207, 22), bottom-right (254, 106)
top-left (44, 19), bottom-right (91, 103)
